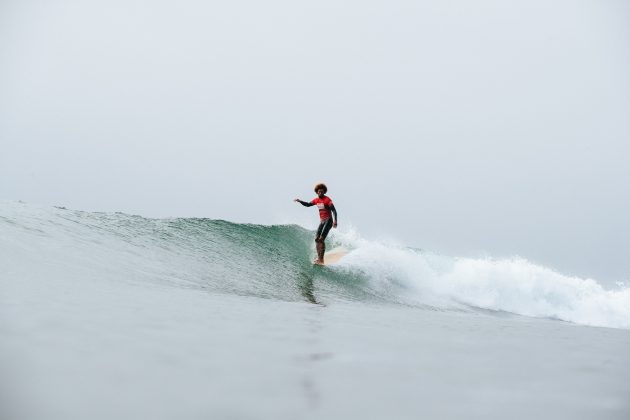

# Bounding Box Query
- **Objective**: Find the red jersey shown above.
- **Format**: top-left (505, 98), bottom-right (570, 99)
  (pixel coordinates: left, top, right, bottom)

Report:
top-left (311, 196), bottom-right (334, 220)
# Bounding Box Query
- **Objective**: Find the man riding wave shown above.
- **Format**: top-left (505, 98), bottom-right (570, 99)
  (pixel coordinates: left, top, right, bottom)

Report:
top-left (294, 183), bottom-right (338, 265)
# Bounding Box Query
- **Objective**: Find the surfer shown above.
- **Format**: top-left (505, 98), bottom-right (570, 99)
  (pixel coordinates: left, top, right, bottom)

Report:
top-left (294, 183), bottom-right (338, 265)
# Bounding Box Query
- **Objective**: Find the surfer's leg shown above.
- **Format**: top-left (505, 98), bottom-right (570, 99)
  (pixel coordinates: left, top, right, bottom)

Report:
top-left (314, 220), bottom-right (329, 264)
top-left (316, 240), bottom-right (325, 262)
top-left (317, 219), bottom-right (333, 263)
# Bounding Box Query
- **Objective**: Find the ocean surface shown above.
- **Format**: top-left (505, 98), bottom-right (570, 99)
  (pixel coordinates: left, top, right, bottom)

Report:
top-left (1, 202), bottom-right (629, 420)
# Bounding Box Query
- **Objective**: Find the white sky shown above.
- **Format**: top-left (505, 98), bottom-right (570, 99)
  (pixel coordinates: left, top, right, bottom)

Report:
top-left (1, 0), bottom-right (629, 285)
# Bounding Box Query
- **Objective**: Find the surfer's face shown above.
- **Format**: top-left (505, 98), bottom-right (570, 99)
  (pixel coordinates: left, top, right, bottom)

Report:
top-left (316, 189), bottom-right (325, 198)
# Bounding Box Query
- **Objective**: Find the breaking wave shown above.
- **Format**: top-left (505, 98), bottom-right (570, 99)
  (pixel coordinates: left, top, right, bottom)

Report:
top-left (1, 202), bottom-right (629, 329)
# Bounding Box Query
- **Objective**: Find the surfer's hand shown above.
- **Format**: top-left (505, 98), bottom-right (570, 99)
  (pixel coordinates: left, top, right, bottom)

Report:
top-left (293, 198), bottom-right (300, 202)
top-left (333, 222), bottom-right (337, 228)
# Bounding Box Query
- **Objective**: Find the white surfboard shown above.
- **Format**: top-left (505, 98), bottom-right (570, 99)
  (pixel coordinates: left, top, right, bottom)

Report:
top-left (321, 247), bottom-right (349, 265)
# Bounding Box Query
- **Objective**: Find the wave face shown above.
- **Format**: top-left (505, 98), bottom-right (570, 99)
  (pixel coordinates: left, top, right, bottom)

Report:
top-left (2, 202), bottom-right (629, 329)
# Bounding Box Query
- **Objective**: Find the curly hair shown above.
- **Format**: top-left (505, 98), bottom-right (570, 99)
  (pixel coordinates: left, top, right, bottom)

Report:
top-left (314, 183), bottom-right (328, 194)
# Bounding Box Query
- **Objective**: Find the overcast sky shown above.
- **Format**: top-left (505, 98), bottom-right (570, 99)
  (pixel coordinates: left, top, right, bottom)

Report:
top-left (1, 0), bottom-right (629, 285)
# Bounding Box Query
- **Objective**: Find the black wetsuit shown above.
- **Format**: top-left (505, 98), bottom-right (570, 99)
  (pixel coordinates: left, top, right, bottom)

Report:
top-left (297, 199), bottom-right (337, 241)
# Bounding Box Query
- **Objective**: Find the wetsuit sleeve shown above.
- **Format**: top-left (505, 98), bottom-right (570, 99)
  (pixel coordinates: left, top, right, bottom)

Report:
top-left (329, 204), bottom-right (337, 222)
top-left (297, 200), bottom-right (314, 207)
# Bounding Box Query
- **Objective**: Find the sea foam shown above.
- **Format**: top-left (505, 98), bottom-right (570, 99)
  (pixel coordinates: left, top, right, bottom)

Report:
top-left (332, 229), bottom-right (630, 329)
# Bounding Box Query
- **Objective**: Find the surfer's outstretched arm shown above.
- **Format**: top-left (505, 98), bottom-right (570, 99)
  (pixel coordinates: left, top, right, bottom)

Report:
top-left (294, 199), bottom-right (314, 207)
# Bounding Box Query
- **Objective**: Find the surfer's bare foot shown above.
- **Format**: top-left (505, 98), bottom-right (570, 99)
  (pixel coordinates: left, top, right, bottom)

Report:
top-left (313, 259), bottom-right (324, 265)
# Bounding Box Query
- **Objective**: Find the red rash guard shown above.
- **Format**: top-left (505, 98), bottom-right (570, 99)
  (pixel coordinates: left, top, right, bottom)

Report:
top-left (311, 196), bottom-right (334, 220)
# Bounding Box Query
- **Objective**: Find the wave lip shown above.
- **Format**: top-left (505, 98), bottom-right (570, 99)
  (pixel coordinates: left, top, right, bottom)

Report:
top-left (436, 257), bottom-right (630, 329)
top-left (332, 230), bottom-right (630, 329)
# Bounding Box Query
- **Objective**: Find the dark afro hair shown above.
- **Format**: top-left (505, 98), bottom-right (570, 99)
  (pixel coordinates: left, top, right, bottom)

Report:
top-left (314, 183), bottom-right (328, 194)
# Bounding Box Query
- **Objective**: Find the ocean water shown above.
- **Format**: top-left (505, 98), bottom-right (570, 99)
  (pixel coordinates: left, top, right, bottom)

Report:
top-left (1, 202), bottom-right (629, 420)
